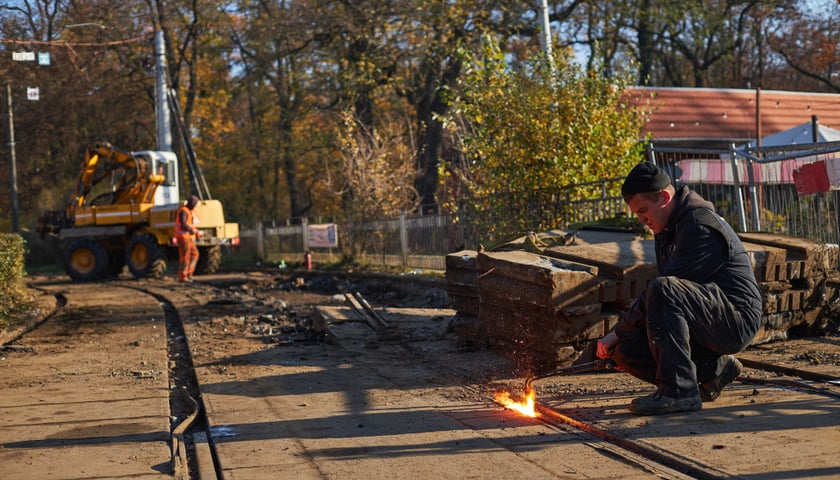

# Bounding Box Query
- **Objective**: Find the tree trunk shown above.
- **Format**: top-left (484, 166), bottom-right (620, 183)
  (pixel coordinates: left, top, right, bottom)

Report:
top-left (637, 0), bottom-right (654, 86)
top-left (414, 57), bottom-right (462, 214)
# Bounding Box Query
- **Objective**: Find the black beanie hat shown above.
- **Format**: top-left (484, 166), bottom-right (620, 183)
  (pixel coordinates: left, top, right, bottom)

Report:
top-left (621, 162), bottom-right (671, 196)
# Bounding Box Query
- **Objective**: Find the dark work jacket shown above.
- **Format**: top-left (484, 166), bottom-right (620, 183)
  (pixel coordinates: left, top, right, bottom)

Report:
top-left (616, 185), bottom-right (763, 336)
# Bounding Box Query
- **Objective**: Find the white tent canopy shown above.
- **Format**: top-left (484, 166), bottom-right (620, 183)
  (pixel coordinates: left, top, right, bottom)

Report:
top-left (748, 121), bottom-right (840, 148)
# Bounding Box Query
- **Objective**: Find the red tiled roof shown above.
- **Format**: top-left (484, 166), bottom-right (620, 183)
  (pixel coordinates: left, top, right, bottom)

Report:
top-left (626, 87), bottom-right (840, 142)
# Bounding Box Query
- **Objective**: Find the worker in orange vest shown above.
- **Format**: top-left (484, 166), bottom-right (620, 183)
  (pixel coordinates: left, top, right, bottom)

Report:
top-left (175, 195), bottom-right (200, 282)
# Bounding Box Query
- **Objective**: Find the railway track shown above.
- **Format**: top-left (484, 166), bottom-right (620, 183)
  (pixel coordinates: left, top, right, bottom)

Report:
top-left (3, 274), bottom-right (840, 479)
top-left (512, 358), bottom-right (840, 480)
top-left (131, 286), bottom-right (211, 479)
top-left (358, 292), bottom-right (840, 480)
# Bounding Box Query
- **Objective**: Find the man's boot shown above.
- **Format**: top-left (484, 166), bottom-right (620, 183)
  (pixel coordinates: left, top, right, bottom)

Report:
top-left (700, 355), bottom-right (743, 402)
top-left (629, 391), bottom-right (702, 415)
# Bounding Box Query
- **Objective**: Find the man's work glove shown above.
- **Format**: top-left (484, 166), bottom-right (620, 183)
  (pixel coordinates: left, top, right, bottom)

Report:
top-left (596, 330), bottom-right (619, 360)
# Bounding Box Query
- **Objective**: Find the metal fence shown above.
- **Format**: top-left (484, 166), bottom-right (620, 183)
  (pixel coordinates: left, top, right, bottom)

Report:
top-left (239, 140), bottom-right (840, 270)
top-left (650, 140), bottom-right (840, 245)
top-left (239, 178), bottom-right (632, 270)
top-left (240, 213), bottom-right (460, 270)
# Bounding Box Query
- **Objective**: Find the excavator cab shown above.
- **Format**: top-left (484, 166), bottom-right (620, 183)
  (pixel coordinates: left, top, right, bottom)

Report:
top-left (134, 150), bottom-right (180, 206)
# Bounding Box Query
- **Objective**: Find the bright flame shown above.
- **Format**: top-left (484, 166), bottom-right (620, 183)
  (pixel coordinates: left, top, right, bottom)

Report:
top-left (495, 386), bottom-right (537, 417)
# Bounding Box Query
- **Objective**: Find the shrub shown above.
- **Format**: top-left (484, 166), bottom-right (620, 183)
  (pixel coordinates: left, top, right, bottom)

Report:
top-left (0, 233), bottom-right (33, 328)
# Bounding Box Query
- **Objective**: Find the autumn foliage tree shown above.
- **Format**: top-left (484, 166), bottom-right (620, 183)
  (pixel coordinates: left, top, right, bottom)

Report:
top-left (0, 0), bottom-right (838, 241)
top-left (443, 38), bottom-right (647, 242)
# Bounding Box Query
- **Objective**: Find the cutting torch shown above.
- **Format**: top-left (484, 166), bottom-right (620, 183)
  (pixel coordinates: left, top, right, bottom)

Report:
top-left (524, 358), bottom-right (615, 391)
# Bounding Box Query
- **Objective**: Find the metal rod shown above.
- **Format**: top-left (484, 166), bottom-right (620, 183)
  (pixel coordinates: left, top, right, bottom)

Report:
top-left (6, 82), bottom-right (19, 232)
top-left (525, 359), bottom-right (614, 391)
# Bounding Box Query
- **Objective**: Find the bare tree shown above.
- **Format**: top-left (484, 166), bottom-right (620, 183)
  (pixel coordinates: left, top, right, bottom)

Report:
top-left (327, 110), bottom-right (419, 258)
top-left (769, 2), bottom-right (840, 92)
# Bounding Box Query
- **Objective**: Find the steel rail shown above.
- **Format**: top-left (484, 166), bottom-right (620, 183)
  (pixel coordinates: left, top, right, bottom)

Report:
top-left (737, 376), bottom-right (840, 400)
top-left (481, 383), bottom-right (724, 479)
top-left (495, 358), bottom-right (840, 479)
top-left (527, 402), bottom-right (734, 480)
top-left (737, 357), bottom-right (840, 383)
top-left (131, 285), bottom-right (221, 480)
top-left (171, 387), bottom-right (199, 478)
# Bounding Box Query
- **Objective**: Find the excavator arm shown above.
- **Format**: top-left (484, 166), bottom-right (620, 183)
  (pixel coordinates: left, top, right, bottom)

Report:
top-left (67, 142), bottom-right (164, 220)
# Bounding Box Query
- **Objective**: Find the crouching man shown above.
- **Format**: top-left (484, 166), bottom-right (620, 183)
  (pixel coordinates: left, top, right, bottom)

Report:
top-left (596, 162), bottom-right (762, 415)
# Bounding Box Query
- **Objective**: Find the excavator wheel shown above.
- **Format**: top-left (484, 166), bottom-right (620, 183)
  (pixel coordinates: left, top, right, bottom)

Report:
top-left (196, 246), bottom-right (222, 275)
top-left (126, 233), bottom-right (168, 279)
top-left (64, 239), bottom-right (110, 282)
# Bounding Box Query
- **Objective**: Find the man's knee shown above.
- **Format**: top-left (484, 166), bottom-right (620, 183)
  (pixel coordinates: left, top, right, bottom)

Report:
top-left (644, 276), bottom-right (697, 337)
top-left (647, 276), bottom-right (681, 299)
top-left (645, 276), bottom-right (695, 312)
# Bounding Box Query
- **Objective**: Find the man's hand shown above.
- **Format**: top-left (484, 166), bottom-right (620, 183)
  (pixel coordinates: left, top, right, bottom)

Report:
top-left (596, 331), bottom-right (619, 360)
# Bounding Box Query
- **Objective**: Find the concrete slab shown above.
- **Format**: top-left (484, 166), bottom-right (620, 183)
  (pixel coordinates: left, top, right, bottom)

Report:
top-left (182, 304), bottom-right (673, 479)
top-left (0, 283), bottom-right (173, 480)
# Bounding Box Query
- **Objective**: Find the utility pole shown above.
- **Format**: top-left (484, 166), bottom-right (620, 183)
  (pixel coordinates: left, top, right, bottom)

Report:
top-left (6, 82), bottom-right (20, 233)
top-left (539, 0), bottom-right (556, 79)
top-left (155, 30), bottom-right (172, 152)
top-left (539, 0), bottom-right (552, 57)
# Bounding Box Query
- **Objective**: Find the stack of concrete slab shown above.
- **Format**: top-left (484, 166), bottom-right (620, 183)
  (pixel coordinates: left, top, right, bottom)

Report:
top-left (445, 230), bottom-right (840, 369)
top-left (445, 251), bottom-right (480, 318)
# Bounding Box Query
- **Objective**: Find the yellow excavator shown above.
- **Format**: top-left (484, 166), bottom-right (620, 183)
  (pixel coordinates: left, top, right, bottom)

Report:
top-left (37, 141), bottom-right (239, 281)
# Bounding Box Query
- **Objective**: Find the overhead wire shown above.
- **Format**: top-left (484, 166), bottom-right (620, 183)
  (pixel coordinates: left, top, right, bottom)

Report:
top-left (0, 34), bottom-right (152, 48)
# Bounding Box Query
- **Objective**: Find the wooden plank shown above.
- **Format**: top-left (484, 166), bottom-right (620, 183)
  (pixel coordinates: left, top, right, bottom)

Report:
top-left (479, 302), bottom-right (611, 368)
top-left (599, 280), bottom-right (618, 303)
top-left (743, 241), bottom-right (788, 282)
top-left (479, 303), bottom-right (602, 350)
top-left (446, 283), bottom-right (478, 298)
top-left (739, 232), bottom-right (823, 259)
top-left (480, 287), bottom-right (602, 321)
top-left (448, 296), bottom-right (479, 316)
top-left (570, 229), bottom-right (641, 245)
top-left (445, 269), bottom-right (478, 286)
top-left (739, 233), bottom-right (840, 279)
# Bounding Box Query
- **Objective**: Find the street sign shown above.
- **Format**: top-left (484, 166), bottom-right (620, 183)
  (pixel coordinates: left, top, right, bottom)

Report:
top-left (12, 51), bottom-right (36, 62)
top-left (38, 52), bottom-right (50, 66)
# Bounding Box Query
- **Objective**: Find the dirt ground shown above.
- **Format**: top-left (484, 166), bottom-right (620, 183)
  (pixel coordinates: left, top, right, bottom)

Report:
top-left (1, 270), bottom-right (839, 479)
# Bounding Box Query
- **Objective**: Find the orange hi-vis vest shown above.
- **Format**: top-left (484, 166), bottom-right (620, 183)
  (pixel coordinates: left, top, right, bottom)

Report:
top-left (174, 206), bottom-right (195, 236)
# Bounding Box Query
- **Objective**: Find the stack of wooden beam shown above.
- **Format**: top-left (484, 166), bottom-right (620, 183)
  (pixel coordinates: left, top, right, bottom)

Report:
top-left (739, 233), bottom-right (839, 343)
top-left (445, 230), bottom-right (839, 369)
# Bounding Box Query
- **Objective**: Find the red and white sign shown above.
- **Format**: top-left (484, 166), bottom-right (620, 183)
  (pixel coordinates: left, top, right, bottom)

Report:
top-left (307, 223), bottom-right (338, 248)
